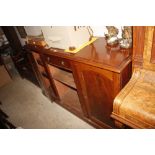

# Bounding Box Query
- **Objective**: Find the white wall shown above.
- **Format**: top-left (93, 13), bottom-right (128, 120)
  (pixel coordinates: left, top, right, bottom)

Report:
top-left (24, 26), bottom-right (42, 36)
top-left (15, 26), bottom-right (123, 46)
top-left (14, 26), bottom-right (42, 46)
top-left (92, 26), bottom-right (122, 38)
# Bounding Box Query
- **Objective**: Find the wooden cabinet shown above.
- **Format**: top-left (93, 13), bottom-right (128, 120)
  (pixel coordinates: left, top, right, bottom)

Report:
top-left (72, 63), bottom-right (115, 127)
top-left (25, 37), bottom-right (132, 128)
top-left (72, 61), bottom-right (131, 128)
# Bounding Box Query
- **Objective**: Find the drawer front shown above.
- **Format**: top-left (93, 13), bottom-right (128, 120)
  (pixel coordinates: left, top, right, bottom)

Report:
top-left (45, 55), bottom-right (71, 71)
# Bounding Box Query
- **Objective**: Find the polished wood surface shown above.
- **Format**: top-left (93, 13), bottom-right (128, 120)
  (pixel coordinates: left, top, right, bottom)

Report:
top-left (25, 37), bottom-right (132, 128)
top-left (26, 37), bottom-right (132, 73)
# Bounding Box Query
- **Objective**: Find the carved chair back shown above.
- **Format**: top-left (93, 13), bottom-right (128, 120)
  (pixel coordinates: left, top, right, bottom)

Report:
top-left (133, 26), bottom-right (155, 71)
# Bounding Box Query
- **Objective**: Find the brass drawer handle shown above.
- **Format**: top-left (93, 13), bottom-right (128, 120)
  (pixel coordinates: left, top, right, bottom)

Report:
top-left (61, 61), bottom-right (65, 65)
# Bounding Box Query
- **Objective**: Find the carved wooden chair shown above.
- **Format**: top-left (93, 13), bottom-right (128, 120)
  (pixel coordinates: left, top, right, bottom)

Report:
top-left (111, 27), bottom-right (155, 128)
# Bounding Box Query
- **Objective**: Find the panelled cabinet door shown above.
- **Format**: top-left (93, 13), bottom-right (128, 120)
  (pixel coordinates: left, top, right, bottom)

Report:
top-left (72, 62), bottom-right (115, 128)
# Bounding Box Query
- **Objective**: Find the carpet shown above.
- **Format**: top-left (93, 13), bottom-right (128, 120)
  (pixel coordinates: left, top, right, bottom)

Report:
top-left (0, 77), bottom-right (94, 129)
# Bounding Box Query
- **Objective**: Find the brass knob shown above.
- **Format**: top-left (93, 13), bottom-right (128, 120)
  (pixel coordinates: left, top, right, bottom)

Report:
top-left (61, 61), bottom-right (65, 65)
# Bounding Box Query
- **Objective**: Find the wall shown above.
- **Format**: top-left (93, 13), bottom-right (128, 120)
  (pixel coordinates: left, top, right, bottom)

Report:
top-left (24, 26), bottom-right (42, 36)
top-left (92, 26), bottom-right (122, 38)
top-left (15, 26), bottom-right (43, 46)
top-left (15, 26), bottom-right (123, 46)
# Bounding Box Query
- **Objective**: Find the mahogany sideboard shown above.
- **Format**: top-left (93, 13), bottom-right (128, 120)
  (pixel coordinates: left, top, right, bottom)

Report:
top-left (25, 37), bottom-right (132, 128)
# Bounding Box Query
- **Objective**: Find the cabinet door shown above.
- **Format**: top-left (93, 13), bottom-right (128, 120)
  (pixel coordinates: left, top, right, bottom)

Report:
top-left (72, 62), bottom-right (115, 128)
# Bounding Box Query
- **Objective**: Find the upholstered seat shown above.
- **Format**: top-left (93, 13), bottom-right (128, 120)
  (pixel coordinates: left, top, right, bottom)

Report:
top-left (111, 27), bottom-right (155, 128)
top-left (112, 68), bottom-right (155, 128)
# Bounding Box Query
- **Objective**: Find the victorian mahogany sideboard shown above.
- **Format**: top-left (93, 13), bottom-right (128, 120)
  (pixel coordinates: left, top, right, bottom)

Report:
top-left (25, 37), bottom-right (132, 128)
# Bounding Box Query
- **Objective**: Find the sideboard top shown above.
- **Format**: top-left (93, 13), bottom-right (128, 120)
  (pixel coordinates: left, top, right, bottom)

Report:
top-left (25, 37), bottom-right (132, 73)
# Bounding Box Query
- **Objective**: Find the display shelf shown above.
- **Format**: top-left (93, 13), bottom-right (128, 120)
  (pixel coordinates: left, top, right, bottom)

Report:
top-left (54, 79), bottom-right (82, 115)
top-left (48, 65), bottom-right (77, 89)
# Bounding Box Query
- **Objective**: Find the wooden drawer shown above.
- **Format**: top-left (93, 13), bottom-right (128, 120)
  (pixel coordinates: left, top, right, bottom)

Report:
top-left (45, 55), bottom-right (71, 71)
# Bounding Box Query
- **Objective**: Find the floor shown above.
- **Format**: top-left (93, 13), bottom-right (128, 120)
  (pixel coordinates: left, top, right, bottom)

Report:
top-left (0, 77), bottom-right (94, 129)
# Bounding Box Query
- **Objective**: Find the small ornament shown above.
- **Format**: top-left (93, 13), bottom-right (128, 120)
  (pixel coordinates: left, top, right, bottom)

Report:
top-left (119, 26), bottom-right (132, 49)
top-left (105, 26), bottom-right (119, 46)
